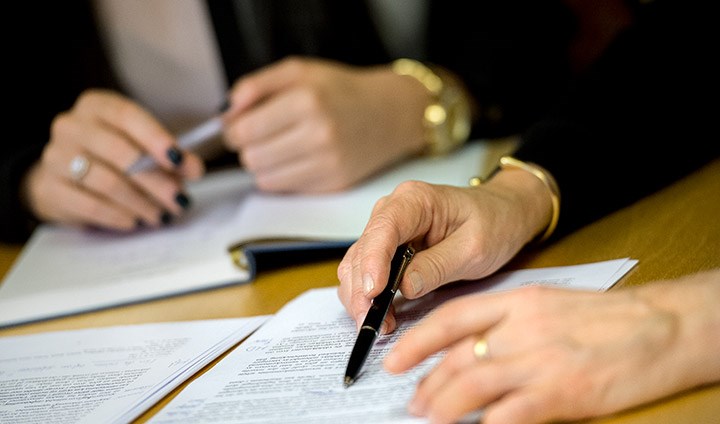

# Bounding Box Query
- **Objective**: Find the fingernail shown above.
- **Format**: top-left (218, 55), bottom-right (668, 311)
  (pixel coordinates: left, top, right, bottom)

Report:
top-left (379, 320), bottom-right (388, 335)
top-left (408, 271), bottom-right (424, 297)
top-left (167, 147), bottom-right (184, 166)
top-left (363, 273), bottom-right (374, 295)
top-left (175, 192), bottom-right (191, 209)
top-left (160, 211), bottom-right (173, 225)
top-left (355, 312), bottom-right (367, 332)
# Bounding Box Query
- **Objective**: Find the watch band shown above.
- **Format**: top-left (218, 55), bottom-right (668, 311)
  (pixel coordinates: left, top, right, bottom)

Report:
top-left (391, 58), bottom-right (471, 156)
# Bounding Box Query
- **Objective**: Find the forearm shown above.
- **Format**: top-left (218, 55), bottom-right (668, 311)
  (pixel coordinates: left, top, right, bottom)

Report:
top-left (635, 269), bottom-right (720, 389)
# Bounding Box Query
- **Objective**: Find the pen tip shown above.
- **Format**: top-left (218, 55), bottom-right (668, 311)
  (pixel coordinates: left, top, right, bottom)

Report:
top-left (344, 376), bottom-right (354, 388)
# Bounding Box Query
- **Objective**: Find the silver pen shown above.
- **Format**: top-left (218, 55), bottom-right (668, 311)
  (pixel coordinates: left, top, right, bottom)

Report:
top-left (125, 115), bottom-right (224, 175)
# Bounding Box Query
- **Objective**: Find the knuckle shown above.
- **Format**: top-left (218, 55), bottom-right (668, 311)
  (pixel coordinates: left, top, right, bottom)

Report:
top-left (253, 173), bottom-right (278, 192)
top-left (514, 284), bottom-right (550, 304)
top-left (313, 117), bottom-right (337, 146)
top-left (394, 179), bottom-right (431, 195)
top-left (75, 88), bottom-right (111, 110)
top-left (74, 90), bottom-right (96, 108)
top-left (281, 56), bottom-right (306, 75)
top-left (84, 198), bottom-right (108, 221)
top-left (112, 102), bottom-right (140, 129)
top-left (297, 86), bottom-right (324, 113)
top-left (49, 112), bottom-right (74, 139)
top-left (97, 171), bottom-right (125, 194)
top-left (236, 78), bottom-right (261, 103)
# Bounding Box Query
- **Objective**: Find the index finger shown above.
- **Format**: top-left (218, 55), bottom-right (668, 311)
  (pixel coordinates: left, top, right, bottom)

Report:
top-left (74, 90), bottom-right (179, 171)
top-left (339, 181), bottom-right (439, 323)
top-left (384, 292), bottom-right (506, 374)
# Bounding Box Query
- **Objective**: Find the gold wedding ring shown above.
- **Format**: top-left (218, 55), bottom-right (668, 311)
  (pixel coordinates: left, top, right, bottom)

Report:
top-left (69, 155), bottom-right (90, 184)
top-left (473, 338), bottom-right (490, 361)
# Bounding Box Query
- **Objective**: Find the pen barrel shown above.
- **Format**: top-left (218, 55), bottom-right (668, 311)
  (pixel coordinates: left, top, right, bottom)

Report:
top-left (344, 244), bottom-right (415, 386)
top-left (344, 328), bottom-right (377, 382)
top-left (361, 244), bottom-right (414, 330)
top-left (362, 287), bottom-right (395, 329)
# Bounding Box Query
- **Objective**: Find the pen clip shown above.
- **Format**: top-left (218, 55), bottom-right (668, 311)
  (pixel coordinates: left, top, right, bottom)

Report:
top-left (390, 245), bottom-right (415, 292)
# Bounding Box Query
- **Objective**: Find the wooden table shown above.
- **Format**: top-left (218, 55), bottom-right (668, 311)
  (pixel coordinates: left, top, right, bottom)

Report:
top-left (2, 158), bottom-right (719, 423)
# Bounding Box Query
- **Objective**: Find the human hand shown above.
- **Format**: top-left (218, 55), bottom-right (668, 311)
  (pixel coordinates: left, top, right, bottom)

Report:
top-left (337, 168), bottom-right (552, 333)
top-left (383, 269), bottom-right (720, 424)
top-left (224, 57), bottom-right (428, 193)
top-left (24, 89), bottom-right (205, 231)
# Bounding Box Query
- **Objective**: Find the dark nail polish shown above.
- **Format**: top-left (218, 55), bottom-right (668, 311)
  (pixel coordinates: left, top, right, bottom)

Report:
top-left (175, 192), bottom-right (191, 210)
top-left (160, 211), bottom-right (173, 226)
top-left (167, 147), bottom-right (184, 166)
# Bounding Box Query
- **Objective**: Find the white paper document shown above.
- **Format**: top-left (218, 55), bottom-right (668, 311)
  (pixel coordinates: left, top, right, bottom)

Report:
top-left (0, 141), bottom-right (497, 328)
top-left (0, 316), bottom-right (268, 424)
top-left (150, 258), bottom-right (637, 424)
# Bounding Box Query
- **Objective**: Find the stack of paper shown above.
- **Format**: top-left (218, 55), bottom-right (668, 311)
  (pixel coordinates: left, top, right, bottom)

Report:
top-left (0, 259), bottom-right (635, 423)
top-left (149, 258), bottom-right (637, 423)
top-left (0, 317), bottom-right (268, 423)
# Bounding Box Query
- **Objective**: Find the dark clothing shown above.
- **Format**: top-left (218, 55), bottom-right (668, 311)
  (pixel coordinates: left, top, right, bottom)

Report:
top-left (514, 0), bottom-right (720, 238)
top-left (208, 0), bottom-right (574, 137)
top-left (2, 0), bottom-right (573, 243)
top-left (3, 0), bottom-right (716, 243)
top-left (3, 2), bottom-right (119, 243)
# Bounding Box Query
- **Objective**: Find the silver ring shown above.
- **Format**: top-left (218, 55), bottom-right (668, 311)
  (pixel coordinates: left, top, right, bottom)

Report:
top-left (69, 155), bottom-right (90, 183)
top-left (473, 338), bottom-right (490, 361)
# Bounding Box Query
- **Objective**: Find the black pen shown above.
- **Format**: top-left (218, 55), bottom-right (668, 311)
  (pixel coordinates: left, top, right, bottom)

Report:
top-left (344, 243), bottom-right (415, 387)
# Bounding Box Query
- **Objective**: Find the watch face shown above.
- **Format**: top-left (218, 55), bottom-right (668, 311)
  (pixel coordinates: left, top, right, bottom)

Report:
top-left (425, 104), bottom-right (447, 126)
top-left (424, 97), bottom-right (470, 155)
top-left (397, 59), bottom-right (472, 155)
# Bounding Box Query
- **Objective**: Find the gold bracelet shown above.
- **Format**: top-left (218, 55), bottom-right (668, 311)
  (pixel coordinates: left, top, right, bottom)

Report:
top-left (469, 156), bottom-right (560, 243)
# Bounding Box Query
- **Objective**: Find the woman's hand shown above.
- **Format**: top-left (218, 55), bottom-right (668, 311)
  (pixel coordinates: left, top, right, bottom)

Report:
top-left (224, 57), bottom-right (428, 193)
top-left (384, 269), bottom-right (720, 424)
top-left (337, 168), bottom-right (553, 333)
top-left (23, 89), bottom-right (205, 231)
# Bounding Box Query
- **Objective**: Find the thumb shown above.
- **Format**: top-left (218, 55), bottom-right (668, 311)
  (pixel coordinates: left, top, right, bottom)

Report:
top-left (399, 236), bottom-right (474, 299)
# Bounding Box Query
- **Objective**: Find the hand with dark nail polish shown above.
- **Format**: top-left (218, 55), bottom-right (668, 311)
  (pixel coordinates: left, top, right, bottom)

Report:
top-left (160, 211), bottom-right (173, 226)
top-left (167, 147), bottom-right (184, 166)
top-left (175, 192), bottom-right (191, 209)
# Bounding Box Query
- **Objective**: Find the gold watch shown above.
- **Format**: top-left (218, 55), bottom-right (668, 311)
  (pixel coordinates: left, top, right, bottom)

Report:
top-left (391, 58), bottom-right (472, 156)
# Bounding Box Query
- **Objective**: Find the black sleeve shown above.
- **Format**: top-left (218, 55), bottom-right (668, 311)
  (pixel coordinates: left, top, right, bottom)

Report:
top-left (1, 2), bottom-right (117, 243)
top-left (513, 0), bottom-right (720, 239)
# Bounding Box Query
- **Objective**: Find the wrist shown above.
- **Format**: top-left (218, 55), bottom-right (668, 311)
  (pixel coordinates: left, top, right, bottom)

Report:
top-left (636, 271), bottom-right (720, 385)
top-left (390, 59), bottom-right (473, 156)
top-left (471, 156), bottom-right (560, 245)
